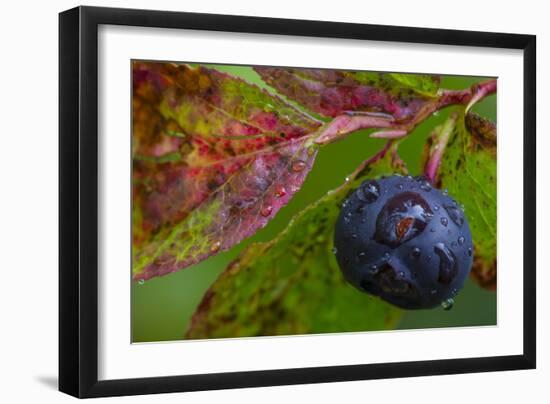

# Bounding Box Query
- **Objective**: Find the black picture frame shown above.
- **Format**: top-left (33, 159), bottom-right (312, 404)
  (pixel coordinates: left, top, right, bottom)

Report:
top-left (59, 5), bottom-right (536, 398)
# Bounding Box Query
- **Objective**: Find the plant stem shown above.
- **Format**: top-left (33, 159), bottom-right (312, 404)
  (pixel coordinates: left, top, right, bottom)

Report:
top-left (314, 79), bottom-right (497, 146)
top-left (424, 113), bottom-right (458, 184)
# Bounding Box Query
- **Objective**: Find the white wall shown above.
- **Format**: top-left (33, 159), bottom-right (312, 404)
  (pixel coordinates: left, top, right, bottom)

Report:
top-left (0, 0), bottom-right (546, 403)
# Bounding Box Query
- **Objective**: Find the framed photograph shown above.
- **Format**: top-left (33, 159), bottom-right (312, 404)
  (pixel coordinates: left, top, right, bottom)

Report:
top-left (59, 6), bottom-right (536, 398)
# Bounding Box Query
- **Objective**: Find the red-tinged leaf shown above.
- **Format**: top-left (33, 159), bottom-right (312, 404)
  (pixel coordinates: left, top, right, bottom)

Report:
top-left (186, 143), bottom-right (406, 339)
top-left (133, 62), bottom-right (322, 280)
top-left (254, 67), bottom-right (440, 121)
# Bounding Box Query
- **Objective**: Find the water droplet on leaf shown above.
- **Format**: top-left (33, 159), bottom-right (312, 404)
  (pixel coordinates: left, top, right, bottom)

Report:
top-left (210, 241), bottom-right (221, 253)
top-left (261, 205), bottom-right (273, 217)
top-left (291, 160), bottom-right (306, 172)
top-left (274, 184), bottom-right (287, 198)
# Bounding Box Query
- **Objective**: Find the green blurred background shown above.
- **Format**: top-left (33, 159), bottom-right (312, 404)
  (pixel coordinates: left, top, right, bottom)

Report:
top-left (132, 64), bottom-right (497, 343)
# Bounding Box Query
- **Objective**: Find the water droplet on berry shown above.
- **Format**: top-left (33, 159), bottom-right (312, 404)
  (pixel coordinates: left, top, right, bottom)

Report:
top-left (441, 298), bottom-right (454, 311)
top-left (357, 180), bottom-right (380, 204)
top-left (411, 247), bottom-right (421, 259)
top-left (374, 192), bottom-right (433, 247)
top-left (351, 233), bottom-right (358, 239)
top-left (433, 204), bottom-right (440, 211)
top-left (383, 252), bottom-right (390, 260)
top-left (430, 228), bottom-right (436, 232)
top-left (397, 271), bottom-right (405, 280)
top-left (434, 243), bottom-right (458, 284)
top-left (291, 160), bottom-right (306, 172)
top-left (420, 181), bottom-right (432, 192)
top-left (458, 236), bottom-right (465, 245)
top-left (468, 247), bottom-right (473, 256)
top-left (440, 217), bottom-right (448, 226)
top-left (369, 264), bottom-right (379, 274)
top-left (444, 204), bottom-right (465, 227)
top-left (396, 183), bottom-right (404, 190)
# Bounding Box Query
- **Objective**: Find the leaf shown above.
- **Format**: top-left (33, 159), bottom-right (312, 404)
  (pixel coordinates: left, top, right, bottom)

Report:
top-left (423, 110), bottom-right (496, 290)
top-left (254, 67), bottom-right (440, 121)
top-left (133, 62), bottom-right (322, 280)
top-left (186, 145), bottom-right (405, 339)
top-left (388, 73), bottom-right (440, 97)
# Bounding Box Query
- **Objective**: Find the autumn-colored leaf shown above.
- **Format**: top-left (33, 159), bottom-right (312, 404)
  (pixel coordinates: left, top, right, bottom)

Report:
top-left (186, 144), bottom-right (405, 339)
top-left (422, 110), bottom-right (496, 290)
top-left (132, 62), bottom-right (322, 280)
top-left (254, 67), bottom-right (440, 121)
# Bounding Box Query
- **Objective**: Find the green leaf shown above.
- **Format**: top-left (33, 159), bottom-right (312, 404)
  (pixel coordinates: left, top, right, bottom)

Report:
top-left (425, 110), bottom-right (496, 290)
top-left (388, 73), bottom-right (440, 97)
top-left (186, 146), bottom-right (406, 339)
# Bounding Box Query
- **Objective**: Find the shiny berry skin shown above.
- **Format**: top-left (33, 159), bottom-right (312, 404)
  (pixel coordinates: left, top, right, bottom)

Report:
top-left (333, 175), bottom-right (473, 310)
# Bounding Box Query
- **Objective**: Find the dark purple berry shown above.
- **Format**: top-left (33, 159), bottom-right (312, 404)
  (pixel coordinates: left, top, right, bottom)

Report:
top-left (333, 175), bottom-right (473, 310)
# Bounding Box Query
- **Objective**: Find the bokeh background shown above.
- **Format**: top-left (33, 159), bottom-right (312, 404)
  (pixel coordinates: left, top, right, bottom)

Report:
top-left (132, 64), bottom-right (497, 343)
